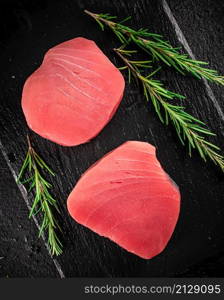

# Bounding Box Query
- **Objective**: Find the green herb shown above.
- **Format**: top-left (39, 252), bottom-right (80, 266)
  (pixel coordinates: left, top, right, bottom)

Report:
top-left (17, 136), bottom-right (62, 256)
top-left (85, 10), bottom-right (224, 170)
top-left (114, 47), bottom-right (224, 170)
top-left (85, 10), bottom-right (224, 85)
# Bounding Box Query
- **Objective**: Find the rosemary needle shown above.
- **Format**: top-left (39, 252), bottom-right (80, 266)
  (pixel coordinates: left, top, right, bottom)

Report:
top-left (17, 136), bottom-right (62, 256)
top-left (85, 10), bottom-right (224, 85)
top-left (114, 48), bottom-right (224, 171)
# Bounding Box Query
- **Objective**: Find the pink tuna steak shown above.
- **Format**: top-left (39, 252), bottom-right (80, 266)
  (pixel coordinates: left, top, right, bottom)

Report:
top-left (67, 141), bottom-right (180, 259)
top-left (22, 37), bottom-right (125, 146)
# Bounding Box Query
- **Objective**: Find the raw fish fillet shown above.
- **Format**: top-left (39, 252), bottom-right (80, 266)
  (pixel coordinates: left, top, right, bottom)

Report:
top-left (22, 37), bottom-right (125, 146)
top-left (67, 141), bottom-right (180, 259)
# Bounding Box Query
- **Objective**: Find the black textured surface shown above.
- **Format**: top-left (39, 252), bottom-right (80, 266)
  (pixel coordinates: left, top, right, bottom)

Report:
top-left (0, 0), bottom-right (224, 277)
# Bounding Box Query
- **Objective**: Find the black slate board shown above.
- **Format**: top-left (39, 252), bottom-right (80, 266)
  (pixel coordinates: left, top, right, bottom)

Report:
top-left (0, 0), bottom-right (224, 277)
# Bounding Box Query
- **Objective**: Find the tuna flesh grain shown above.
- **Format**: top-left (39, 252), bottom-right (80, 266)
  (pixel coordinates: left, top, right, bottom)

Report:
top-left (67, 141), bottom-right (180, 259)
top-left (22, 37), bottom-right (125, 146)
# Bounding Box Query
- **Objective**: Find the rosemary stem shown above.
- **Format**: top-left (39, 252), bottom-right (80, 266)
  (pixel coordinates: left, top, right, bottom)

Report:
top-left (114, 48), bottom-right (224, 171)
top-left (86, 10), bottom-right (224, 85)
top-left (17, 136), bottom-right (63, 255)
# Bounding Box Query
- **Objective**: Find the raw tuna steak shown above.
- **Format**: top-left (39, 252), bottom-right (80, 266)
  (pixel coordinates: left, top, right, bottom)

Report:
top-left (67, 141), bottom-right (180, 259)
top-left (22, 37), bottom-right (125, 146)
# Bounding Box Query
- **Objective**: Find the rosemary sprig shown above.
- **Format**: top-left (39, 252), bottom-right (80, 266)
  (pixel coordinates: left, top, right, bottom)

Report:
top-left (17, 136), bottom-right (63, 256)
top-left (114, 48), bottom-right (224, 170)
top-left (85, 10), bottom-right (224, 85)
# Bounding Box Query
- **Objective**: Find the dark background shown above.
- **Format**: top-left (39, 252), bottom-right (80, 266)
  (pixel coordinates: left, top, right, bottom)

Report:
top-left (0, 0), bottom-right (224, 278)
